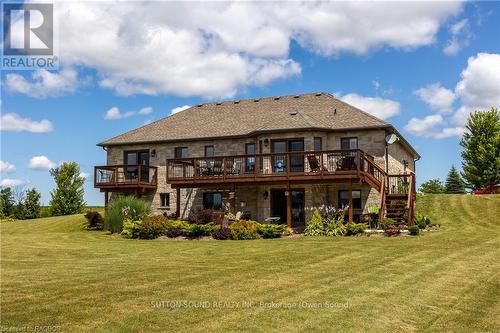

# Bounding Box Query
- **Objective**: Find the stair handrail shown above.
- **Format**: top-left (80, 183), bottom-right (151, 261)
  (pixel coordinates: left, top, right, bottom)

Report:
top-left (379, 175), bottom-right (386, 220)
top-left (406, 172), bottom-right (415, 225)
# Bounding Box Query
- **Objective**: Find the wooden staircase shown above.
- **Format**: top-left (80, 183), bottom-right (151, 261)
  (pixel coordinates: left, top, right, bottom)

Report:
top-left (361, 153), bottom-right (416, 225)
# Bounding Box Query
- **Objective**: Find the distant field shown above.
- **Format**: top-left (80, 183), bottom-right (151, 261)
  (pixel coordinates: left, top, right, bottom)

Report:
top-left (1, 195), bottom-right (499, 332)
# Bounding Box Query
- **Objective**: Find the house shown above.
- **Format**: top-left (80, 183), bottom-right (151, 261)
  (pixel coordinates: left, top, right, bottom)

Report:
top-left (94, 92), bottom-right (419, 228)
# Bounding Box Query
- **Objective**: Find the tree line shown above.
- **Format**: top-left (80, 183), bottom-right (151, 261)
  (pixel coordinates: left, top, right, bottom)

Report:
top-left (0, 162), bottom-right (86, 219)
top-left (420, 108), bottom-right (499, 194)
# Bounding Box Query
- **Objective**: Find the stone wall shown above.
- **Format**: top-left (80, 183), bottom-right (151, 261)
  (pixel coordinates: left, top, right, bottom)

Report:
top-left (103, 128), bottom-right (417, 219)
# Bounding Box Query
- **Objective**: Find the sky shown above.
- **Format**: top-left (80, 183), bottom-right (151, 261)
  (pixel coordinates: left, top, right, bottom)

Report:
top-left (1, 1), bottom-right (499, 206)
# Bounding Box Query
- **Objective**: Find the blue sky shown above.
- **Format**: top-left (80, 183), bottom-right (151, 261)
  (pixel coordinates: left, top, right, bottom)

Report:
top-left (1, 1), bottom-right (499, 205)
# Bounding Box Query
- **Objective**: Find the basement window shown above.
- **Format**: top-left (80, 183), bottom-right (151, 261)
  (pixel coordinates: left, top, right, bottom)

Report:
top-left (160, 193), bottom-right (170, 208)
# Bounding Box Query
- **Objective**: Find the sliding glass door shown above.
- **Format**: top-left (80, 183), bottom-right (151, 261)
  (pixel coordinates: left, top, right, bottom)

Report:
top-left (271, 139), bottom-right (304, 173)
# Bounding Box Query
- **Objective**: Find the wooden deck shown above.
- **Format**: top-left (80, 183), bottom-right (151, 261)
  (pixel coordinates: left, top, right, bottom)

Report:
top-left (94, 164), bottom-right (158, 192)
top-left (166, 149), bottom-right (386, 188)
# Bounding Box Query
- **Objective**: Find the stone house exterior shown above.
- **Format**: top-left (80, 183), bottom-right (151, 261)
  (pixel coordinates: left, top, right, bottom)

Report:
top-left (95, 92), bottom-right (419, 228)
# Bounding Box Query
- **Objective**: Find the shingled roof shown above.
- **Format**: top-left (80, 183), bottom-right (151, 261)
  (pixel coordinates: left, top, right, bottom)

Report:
top-left (98, 92), bottom-right (399, 146)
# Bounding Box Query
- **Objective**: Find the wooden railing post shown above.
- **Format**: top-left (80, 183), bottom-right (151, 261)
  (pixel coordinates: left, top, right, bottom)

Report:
top-left (166, 160), bottom-right (169, 182)
top-left (112, 166), bottom-right (117, 186)
top-left (320, 153), bottom-right (324, 178)
top-left (223, 157), bottom-right (226, 181)
top-left (356, 150), bottom-right (361, 176)
top-left (379, 176), bottom-right (385, 220)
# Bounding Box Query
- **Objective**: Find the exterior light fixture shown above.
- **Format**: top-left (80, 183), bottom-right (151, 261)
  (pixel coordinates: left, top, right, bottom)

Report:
top-left (264, 138), bottom-right (269, 147)
top-left (263, 190), bottom-right (269, 200)
top-left (151, 149), bottom-right (156, 157)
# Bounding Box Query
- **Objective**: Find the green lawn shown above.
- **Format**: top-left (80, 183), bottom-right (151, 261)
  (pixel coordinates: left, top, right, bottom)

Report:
top-left (1, 195), bottom-right (499, 332)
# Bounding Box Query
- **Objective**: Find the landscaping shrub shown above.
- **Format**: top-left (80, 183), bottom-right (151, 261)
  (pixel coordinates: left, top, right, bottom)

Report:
top-left (184, 223), bottom-right (215, 239)
top-left (304, 209), bottom-right (325, 236)
top-left (166, 227), bottom-right (183, 238)
top-left (257, 223), bottom-right (285, 238)
top-left (408, 225), bottom-right (420, 236)
top-left (121, 219), bottom-right (142, 239)
top-left (137, 215), bottom-right (170, 239)
top-left (105, 196), bottom-right (151, 233)
top-left (345, 222), bottom-right (367, 236)
top-left (188, 209), bottom-right (215, 224)
top-left (84, 211), bottom-right (104, 230)
top-left (325, 216), bottom-right (346, 236)
top-left (379, 217), bottom-right (396, 230)
top-left (414, 214), bottom-right (432, 229)
top-left (282, 226), bottom-right (294, 236)
top-left (230, 220), bottom-right (260, 240)
top-left (384, 226), bottom-right (402, 237)
top-left (212, 226), bottom-right (232, 240)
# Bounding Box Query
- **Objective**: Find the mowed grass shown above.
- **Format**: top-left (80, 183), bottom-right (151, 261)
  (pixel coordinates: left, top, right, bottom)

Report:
top-left (1, 195), bottom-right (499, 332)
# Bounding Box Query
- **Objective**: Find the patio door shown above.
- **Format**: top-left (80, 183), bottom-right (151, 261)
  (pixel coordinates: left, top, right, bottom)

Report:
top-left (271, 139), bottom-right (304, 173)
top-left (124, 151), bottom-right (149, 182)
top-left (270, 189), bottom-right (305, 228)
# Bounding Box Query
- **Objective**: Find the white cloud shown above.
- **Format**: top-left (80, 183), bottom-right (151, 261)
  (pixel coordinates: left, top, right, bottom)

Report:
top-left (104, 106), bottom-right (153, 120)
top-left (337, 93), bottom-right (400, 120)
top-left (414, 83), bottom-right (456, 113)
top-left (0, 161), bottom-right (16, 174)
top-left (79, 172), bottom-right (90, 179)
top-left (29, 156), bottom-right (56, 170)
top-left (104, 107), bottom-right (134, 120)
top-left (0, 179), bottom-right (29, 188)
top-left (434, 127), bottom-right (466, 139)
top-left (443, 19), bottom-right (472, 56)
top-left (4, 68), bottom-right (80, 98)
top-left (138, 107), bottom-right (153, 115)
top-left (171, 105), bottom-right (191, 114)
top-left (406, 53), bottom-right (500, 139)
top-left (404, 114), bottom-right (465, 139)
top-left (0, 113), bottom-right (53, 133)
top-left (453, 53), bottom-right (500, 125)
top-left (33, 1), bottom-right (461, 98)
top-left (404, 114), bottom-right (444, 137)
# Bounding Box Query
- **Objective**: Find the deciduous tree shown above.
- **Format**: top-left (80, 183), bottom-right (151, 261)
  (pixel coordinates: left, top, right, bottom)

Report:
top-left (419, 179), bottom-right (445, 194)
top-left (24, 188), bottom-right (42, 219)
top-left (49, 162), bottom-right (86, 216)
top-left (460, 108), bottom-right (500, 190)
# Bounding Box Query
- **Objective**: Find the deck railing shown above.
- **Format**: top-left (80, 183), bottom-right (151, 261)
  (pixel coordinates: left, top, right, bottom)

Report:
top-left (94, 165), bottom-right (158, 188)
top-left (166, 149), bottom-right (375, 183)
top-left (387, 174), bottom-right (413, 195)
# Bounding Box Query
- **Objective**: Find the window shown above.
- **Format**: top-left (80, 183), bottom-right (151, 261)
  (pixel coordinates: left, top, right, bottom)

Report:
top-left (338, 190), bottom-right (361, 209)
top-left (124, 151), bottom-right (149, 181)
top-left (271, 139), bottom-right (304, 173)
top-left (341, 137), bottom-right (358, 150)
top-left (204, 145), bottom-right (214, 157)
top-left (160, 193), bottom-right (170, 207)
top-left (245, 143), bottom-right (255, 172)
top-left (314, 137), bottom-right (322, 151)
top-left (203, 192), bottom-right (222, 210)
top-left (174, 147), bottom-right (188, 158)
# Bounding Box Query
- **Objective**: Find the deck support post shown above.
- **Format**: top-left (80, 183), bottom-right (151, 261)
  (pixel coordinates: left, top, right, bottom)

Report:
top-left (348, 179), bottom-right (353, 222)
top-left (230, 184), bottom-right (236, 214)
top-left (104, 191), bottom-right (109, 210)
top-left (286, 183), bottom-right (292, 228)
top-left (176, 188), bottom-right (181, 218)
